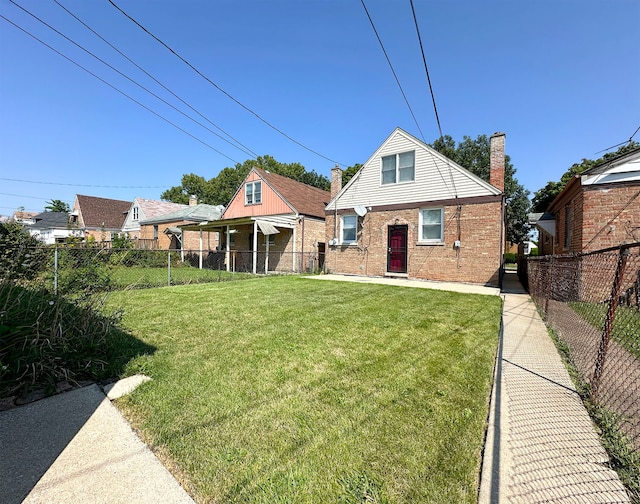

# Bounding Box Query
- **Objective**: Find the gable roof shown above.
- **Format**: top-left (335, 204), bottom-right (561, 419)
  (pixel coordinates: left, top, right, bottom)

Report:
top-left (74, 194), bottom-right (131, 229)
top-left (326, 128), bottom-right (500, 211)
top-left (133, 198), bottom-right (187, 220)
top-left (30, 211), bottom-right (73, 230)
top-left (140, 204), bottom-right (225, 225)
top-left (257, 168), bottom-right (330, 219)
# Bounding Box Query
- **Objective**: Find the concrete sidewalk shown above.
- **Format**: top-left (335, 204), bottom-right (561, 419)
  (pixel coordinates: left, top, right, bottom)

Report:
top-left (0, 382), bottom-right (194, 504)
top-left (479, 271), bottom-right (630, 503)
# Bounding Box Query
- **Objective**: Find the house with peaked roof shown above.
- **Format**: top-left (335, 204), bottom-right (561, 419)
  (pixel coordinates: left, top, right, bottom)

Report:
top-left (184, 168), bottom-right (330, 273)
top-left (70, 194), bottom-right (131, 244)
top-left (325, 128), bottom-right (506, 287)
top-left (121, 197), bottom-right (188, 240)
top-left (138, 198), bottom-right (224, 252)
top-left (27, 211), bottom-right (82, 244)
top-left (534, 146), bottom-right (640, 255)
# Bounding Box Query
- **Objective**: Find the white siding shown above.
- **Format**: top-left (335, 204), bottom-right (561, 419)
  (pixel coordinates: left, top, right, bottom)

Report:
top-left (327, 128), bottom-right (500, 211)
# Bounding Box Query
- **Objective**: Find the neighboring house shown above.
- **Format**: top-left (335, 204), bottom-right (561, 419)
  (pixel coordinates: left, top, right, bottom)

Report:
top-left (138, 198), bottom-right (224, 251)
top-left (121, 197), bottom-right (188, 240)
top-left (533, 146), bottom-right (640, 255)
top-left (185, 168), bottom-right (330, 273)
top-left (28, 211), bottom-right (82, 244)
top-left (325, 128), bottom-right (506, 287)
top-left (70, 194), bottom-right (131, 244)
top-left (11, 210), bottom-right (38, 225)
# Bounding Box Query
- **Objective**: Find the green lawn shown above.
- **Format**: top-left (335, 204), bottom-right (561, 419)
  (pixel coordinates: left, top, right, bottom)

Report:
top-left (108, 266), bottom-right (251, 289)
top-left (569, 302), bottom-right (640, 360)
top-left (108, 276), bottom-right (502, 503)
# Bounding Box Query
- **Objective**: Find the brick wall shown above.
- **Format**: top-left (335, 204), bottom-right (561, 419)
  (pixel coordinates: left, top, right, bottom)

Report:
top-left (325, 200), bottom-right (502, 286)
top-left (582, 184), bottom-right (640, 251)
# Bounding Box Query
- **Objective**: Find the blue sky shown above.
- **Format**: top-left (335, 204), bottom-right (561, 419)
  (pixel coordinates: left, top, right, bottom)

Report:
top-left (1, 0), bottom-right (638, 215)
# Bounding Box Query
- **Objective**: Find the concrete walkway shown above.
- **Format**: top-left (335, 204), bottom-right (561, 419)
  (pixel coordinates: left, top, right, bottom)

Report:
top-left (479, 271), bottom-right (630, 503)
top-left (0, 381), bottom-right (194, 504)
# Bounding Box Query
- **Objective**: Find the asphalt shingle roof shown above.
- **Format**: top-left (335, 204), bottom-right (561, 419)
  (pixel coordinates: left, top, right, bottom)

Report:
top-left (256, 168), bottom-right (330, 219)
top-left (76, 195), bottom-right (131, 229)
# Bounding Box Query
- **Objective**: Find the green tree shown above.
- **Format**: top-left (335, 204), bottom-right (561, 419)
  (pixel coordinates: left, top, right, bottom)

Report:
top-left (531, 141), bottom-right (640, 212)
top-left (342, 163), bottom-right (363, 186)
top-left (431, 134), bottom-right (531, 244)
top-left (161, 155), bottom-right (330, 206)
top-left (44, 199), bottom-right (70, 213)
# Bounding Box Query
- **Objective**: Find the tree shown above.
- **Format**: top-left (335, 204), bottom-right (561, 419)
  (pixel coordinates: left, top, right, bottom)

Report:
top-left (45, 199), bottom-right (70, 213)
top-left (342, 164), bottom-right (363, 186)
top-left (531, 141), bottom-right (640, 212)
top-left (161, 155), bottom-right (330, 206)
top-left (431, 134), bottom-right (531, 244)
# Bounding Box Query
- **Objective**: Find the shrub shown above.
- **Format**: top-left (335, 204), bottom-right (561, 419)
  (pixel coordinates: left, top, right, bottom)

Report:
top-left (0, 221), bottom-right (48, 282)
top-left (504, 252), bottom-right (517, 264)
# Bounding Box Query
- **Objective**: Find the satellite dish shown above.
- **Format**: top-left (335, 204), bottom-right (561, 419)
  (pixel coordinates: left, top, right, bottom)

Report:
top-left (354, 205), bottom-right (367, 217)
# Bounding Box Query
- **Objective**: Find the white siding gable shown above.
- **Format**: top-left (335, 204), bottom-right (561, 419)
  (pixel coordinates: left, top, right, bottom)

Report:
top-left (581, 151), bottom-right (640, 186)
top-left (327, 128), bottom-right (500, 211)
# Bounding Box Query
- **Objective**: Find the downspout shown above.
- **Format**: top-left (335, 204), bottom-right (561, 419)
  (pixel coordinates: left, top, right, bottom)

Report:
top-left (292, 223), bottom-right (297, 272)
top-left (300, 215), bottom-right (305, 272)
top-left (199, 229), bottom-right (203, 269)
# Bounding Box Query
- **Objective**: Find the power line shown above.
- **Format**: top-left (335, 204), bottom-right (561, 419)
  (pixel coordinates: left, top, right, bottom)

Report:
top-left (594, 126), bottom-right (640, 155)
top-left (409, 0), bottom-right (443, 140)
top-left (51, 0), bottom-right (259, 159)
top-left (359, 0), bottom-right (426, 142)
top-left (0, 192), bottom-right (49, 200)
top-left (0, 13), bottom-right (240, 163)
top-left (0, 177), bottom-right (169, 189)
top-left (8, 0), bottom-right (247, 161)
top-left (107, 0), bottom-right (344, 166)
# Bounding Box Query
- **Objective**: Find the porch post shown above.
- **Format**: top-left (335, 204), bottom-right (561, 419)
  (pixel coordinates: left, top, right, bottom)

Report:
top-left (226, 225), bottom-right (230, 272)
top-left (253, 220), bottom-right (258, 274)
top-left (292, 224), bottom-right (297, 272)
top-left (199, 229), bottom-right (203, 269)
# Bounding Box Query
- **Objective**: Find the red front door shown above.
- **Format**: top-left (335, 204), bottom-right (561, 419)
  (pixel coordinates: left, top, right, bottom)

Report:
top-left (387, 225), bottom-right (408, 274)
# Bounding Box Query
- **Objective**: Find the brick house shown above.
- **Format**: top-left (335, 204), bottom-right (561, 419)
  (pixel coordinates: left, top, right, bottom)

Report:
top-left (121, 197), bottom-right (187, 241)
top-left (70, 194), bottom-right (131, 244)
top-left (534, 146), bottom-right (640, 255)
top-left (185, 168), bottom-right (330, 273)
top-left (325, 128), bottom-right (506, 287)
top-left (138, 197), bottom-right (224, 251)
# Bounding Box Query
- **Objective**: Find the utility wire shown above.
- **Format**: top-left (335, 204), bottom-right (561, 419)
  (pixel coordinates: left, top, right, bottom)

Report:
top-left (51, 0), bottom-right (259, 159)
top-left (9, 0), bottom-right (248, 160)
top-left (595, 126), bottom-right (640, 155)
top-left (0, 14), bottom-right (239, 163)
top-left (359, 0), bottom-right (426, 142)
top-left (0, 177), bottom-right (169, 189)
top-left (409, 0), bottom-right (443, 140)
top-left (108, 0), bottom-right (344, 166)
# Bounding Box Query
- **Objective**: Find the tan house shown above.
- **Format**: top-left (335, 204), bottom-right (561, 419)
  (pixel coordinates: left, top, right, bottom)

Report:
top-left (325, 128), bottom-right (506, 287)
top-left (70, 194), bottom-right (131, 244)
top-left (534, 146), bottom-right (640, 255)
top-left (185, 168), bottom-right (330, 273)
top-left (121, 197), bottom-right (187, 241)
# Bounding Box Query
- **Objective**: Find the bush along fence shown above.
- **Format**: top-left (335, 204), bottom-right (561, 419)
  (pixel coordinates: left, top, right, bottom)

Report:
top-left (527, 242), bottom-right (640, 460)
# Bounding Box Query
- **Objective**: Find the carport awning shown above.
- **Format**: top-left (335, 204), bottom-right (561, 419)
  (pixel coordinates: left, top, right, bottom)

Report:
top-left (164, 227), bottom-right (182, 235)
top-left (256, 220), bottom-right (280, 235)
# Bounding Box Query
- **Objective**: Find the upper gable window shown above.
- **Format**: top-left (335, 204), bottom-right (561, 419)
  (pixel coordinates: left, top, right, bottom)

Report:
top-left (132, 207), bottom-right (139, 220)
top-left (382, 151), bottom-right (415, 184)
top-left (245, 181), bottom-right (262, 205)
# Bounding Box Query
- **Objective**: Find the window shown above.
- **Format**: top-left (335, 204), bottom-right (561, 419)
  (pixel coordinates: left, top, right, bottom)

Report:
top-left (564, 205), bottom-right (572, 249)
top-left (245, 181), bottom-right (262, 205)
top-left (381, 151), bottom-right (415, 184)
top-left (266, 234), bottom-right (275, 246)
top-left (133, 206), bottom-right (139, 220)
top-left (341, 215), bottom-right (357, 244)
top-left (153, 225), bottom-right (158, 240)
top-left (419, 208), bottom-right (444, 242)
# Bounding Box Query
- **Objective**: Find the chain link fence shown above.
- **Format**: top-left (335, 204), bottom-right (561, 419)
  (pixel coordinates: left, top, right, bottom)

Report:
top-left (1, 245), bottom-right (319, 293)
top-left (528, 243), bottom-right (640, 457)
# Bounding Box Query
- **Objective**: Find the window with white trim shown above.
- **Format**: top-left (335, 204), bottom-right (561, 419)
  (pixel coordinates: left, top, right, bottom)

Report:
top-left (132, 206), bottom-right (139, 220)
top-left (381, 151), bottom-right (415, 184)
top-left (419, 208), bottom-right (444, 242)
top-left (245, 181), bottom-right (262, 205)
top-left (341, 215), bottom-right (357, 244)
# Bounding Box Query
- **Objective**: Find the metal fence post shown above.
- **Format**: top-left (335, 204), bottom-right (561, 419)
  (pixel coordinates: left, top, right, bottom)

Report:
top-left (168, 251), bottom-right (171, 287)
top-left (591, 247), bottom-right (629, 399)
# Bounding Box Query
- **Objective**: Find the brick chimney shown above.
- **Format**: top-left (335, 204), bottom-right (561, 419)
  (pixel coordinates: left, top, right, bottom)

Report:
top-left (189, 195), bottom-right (198, 206)
top-left (331, 164), bottom-right (343, 199)
top-left (489, 132), bottom-right (505, 192)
